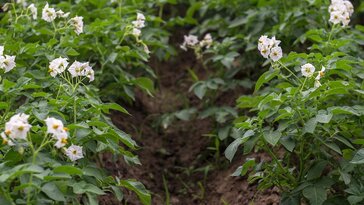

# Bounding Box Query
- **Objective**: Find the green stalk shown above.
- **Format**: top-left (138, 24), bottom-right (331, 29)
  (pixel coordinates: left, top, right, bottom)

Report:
top-left (278, 61), bottom-right (302, 84)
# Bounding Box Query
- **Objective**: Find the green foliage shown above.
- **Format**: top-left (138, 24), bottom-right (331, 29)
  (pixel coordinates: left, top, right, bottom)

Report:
top-left (0, 0), bottom-right (152, 204)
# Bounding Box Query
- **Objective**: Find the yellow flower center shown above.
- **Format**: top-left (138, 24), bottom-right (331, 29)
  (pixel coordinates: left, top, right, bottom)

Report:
top-left (18, 126), bottom-right (24, 131)
top-left (53, 124), bottom-right (59, 129)
top-left (72, 150), bottom-right (77, 155)
top-left (5, 130), bottom-right (11, 135)
top-left (61, 138), bottom-right (68, 144)
top-left (319, 71), bottom-right (324, 77)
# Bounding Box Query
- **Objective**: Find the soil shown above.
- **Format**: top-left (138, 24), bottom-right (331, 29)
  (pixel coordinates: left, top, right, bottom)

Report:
top-left (101, 47), bottom-right (280, 204)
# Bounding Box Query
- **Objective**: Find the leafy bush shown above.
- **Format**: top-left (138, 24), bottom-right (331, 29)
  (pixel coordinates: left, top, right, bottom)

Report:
top-left (229, 0), bottom-right (364, 204)
top-left (0, 1), bottom-right (152, 204)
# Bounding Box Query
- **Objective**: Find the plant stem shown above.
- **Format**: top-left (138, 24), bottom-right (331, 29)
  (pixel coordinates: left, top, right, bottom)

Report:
top-left (262, 140), bottom-right (296, 186)
top-left (73, 97), bottom-right (77, 123)
top-left (278, 61), bottom-right (302, 84)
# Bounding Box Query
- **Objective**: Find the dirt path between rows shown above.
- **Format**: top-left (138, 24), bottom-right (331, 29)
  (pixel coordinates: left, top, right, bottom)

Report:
top-left (101, 50), bottom-right (280, 204)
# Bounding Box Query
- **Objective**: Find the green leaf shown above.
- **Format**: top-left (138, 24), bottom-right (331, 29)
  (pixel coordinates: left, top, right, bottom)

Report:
top-left (263, 130), bottom-right (282, 146)
top-left (303, 185), bottom-right (327, 205)
top-left (333, 136), bottom-right (354, 149)
top-left (119, 180), bottom-right (151, 205)
top-left (350, 149), bottom-right (364, 164)
top-left (53, 165), bottom-right (82, 175)
top-left (66, 48), bottom-right (80, 56)
top-left (225, 130), bottom-right (254, 161)
top-left (316, 112), bottom-right (333, 124)
top-left (324, 142), bottom-right (342, 155)
top-left (281, 193), bottom-right (300, 205)
top-left (134, 77), bottom-right (155, 95)
top-left (224, 138), bottom-right (243, 162)
top-left (107, 52), bottom-right (118, 63)
top-left (111, 186), bottom-right (124, 201)
top-left (240, 159), bottom-right (256, 176)
top-left (303, 117), bottom-right (317, 134)
top-left (307, 161), bottom-right (328, 180)
top-left (100, 103), bottom-right (129, 114)
top-left (280, 136), bottom-right (296, 152)
top-left (193, 83), bottom-right (207, 99)
top-left (175, 108), bottom-right (197, 121)
top-left (255, 69), bottom-right (279, 92)
top-left (72, 182), bottom-right (105, 195)
top-left (41, 182), bottom-right (66, 201)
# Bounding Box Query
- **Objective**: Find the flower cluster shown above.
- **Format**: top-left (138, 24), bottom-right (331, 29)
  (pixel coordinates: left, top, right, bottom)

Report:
top-left (49, 57), bottom-right (95, 82)
top-left (329, 0), bottom-right (354, 27)
top-left (28, 4), bottom-right (37, 20)
top-left (1, 114), bottom-right (84, 162)
top-left (45, 117), bottom-right (69, 148)
top-left (0, 46), bottom-right (16, 73)
top-left (2, 113), bottom-right (31, 145)
top-left (314, 67), bottom-right (326, 88)
top-left (70, 16), bottom-right (84, 35)
top-left (132, 13), bottom-right (146, 37)
top-left (258, 35), bottom-right (282, 62)
top-left (44, 117), bottom-right (83, 162)
top-left (180, 33), bottom-right (213, 51)
top-left (41, 3), bottom-right (83, 35)
top-left (300, 63), bottom-right (326, 88)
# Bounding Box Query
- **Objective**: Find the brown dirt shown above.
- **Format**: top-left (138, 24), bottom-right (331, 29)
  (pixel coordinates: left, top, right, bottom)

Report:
top-left (101, 49), bottom-right (280, 204)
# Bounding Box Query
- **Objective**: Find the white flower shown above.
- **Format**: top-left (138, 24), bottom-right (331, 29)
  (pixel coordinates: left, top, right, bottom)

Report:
top-left (70, 16), bottom-right (84, 35)
top-left (200, 33), bottom-right (213, 48)
top-left (329, 0), bottom-right (353, 26)
top-left (314, 66), bottom-right (326, 88)
top-left (143, 45), bottom-right (151, 54)
top-left (28, 4), bottom-right (37, 20)
top-left (314, 80), bottom-right (322, 88)
top-left (132, 20), bottom-right (145, 29)
top-left (56, 10), bottom-right (69, 18)
top-left (16, 0), bottom-right (27, 7)
top-left (68, 61), bottom-right (84, 77)
top-left (68, 61), bottom-right (92, 78)
top-left (49, 57), bottom-right (69, 77)
top-left (132, 28), bottom-right (141, 37)
top-left (65, 145), bottom-right (84, 161)
top-left (2, 3), bottom-right (10, 12)
top-left (1, 132), bottom-right (14, 146)
top-left (259, 45), bottom-right (270, 59)
top-left (45, 117), bottom-right (65, 135)
top-left (42, 3), bottom-right (56, 22)
top-left (5, 113), bottom-right (31, 140)
top-left (269, 36), bottom-right (281, 48)
top-left (269, 46), bottom-right (283, 62)
top-left (258, 35), bottom-right (270, 50)
top-left (329, 11), bottom-right (344, 25)
top-left (54, 131), bottom-right (68, 148)
top-left (0, 55), bottom-right (16, 73)
top-left (180, 43), bottom-right (187, 51)
top-left (137, 13), bottom-right (145, 21)
top-left (184, 35), bottom-right (199, 47)
top-left (343, 1), bottom-right (354, 15)
top-left (9, 113), bottom-right (30, 124)
top-left (301, 63), bottom-right (316, 77)
top-left (84, 65), bottom-right (95, 82)
top-left (318, 66), bottom-right (326, 80)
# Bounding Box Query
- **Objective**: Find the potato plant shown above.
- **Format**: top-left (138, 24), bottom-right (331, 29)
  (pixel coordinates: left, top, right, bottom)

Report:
top-left (2, 0), bottom-right (364, 204)
top-left (0, 1), bottom-right (152, 204)
top-left (229, 0), bottom-right (364, 204)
